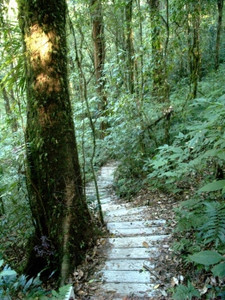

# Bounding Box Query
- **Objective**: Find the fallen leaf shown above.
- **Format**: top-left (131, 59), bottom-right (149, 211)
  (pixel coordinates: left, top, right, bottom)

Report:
top-left (77, 290), bottom-right (86, 296)
top-left (161, 290), bottom-right (168, 297)
top-left (171, 277), bottom-right (179, 287)
top-left (78, 270), bottom-right (84, 278)
top-left (200, 285), bottom-right (208, 295)
top-left (142, 241), bottom-right (149, 248)
top-left (154, 284), bottom-right (160, 289)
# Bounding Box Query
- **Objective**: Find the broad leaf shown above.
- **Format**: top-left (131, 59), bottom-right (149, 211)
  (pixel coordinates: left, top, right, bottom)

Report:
top-left (199, 180), bottom-right (225, 192)
top-left (0, 269), bottom-right (17, 277)
top-left (189, 251), bottom-right (224, 266)
top-left (212, 262), bottom-right (225, 278)
top-left (173, 282), bottom-right (200, 300)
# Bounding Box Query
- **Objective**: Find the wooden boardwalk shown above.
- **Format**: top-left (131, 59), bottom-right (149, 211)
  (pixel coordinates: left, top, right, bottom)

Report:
top-left (85, 162), bottom-right (169, 299)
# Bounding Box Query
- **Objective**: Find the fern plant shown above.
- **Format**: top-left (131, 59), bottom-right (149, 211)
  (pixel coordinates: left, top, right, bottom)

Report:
top-left (174, 198), bottom-right (206, 233)
top-left (198, 201), bottom-right (225, 247)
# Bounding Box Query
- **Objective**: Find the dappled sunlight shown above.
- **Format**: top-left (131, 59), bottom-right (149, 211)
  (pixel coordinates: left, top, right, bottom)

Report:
top-left (25, 24), bottom-right (61, 93)
top-left (7, 0), bottom-right (18, 20)
top-left (25, 24), bottom-right (53, 67)
top-left (35, 73), bottom-right (61, 94)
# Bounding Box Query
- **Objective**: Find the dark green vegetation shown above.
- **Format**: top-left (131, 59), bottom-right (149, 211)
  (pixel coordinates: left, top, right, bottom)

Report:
top-left (0, 0), bottom-right (225, 298)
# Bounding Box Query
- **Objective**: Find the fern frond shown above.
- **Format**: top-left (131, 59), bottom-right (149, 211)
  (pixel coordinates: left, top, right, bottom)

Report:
top-left (199, 201), bottom-right (225, 247)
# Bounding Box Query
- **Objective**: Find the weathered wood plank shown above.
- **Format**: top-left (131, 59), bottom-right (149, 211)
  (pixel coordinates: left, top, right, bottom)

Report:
top-left (107, 220), bottom-right (166, 230)
top-left (101, 270), bottom-right (151, 283)
top-left (107, 247), bottom-right (159, 260)
top-left (103, 259), bottom-right (155, 271)
top-left (108, 235), bottom-right (168, 248)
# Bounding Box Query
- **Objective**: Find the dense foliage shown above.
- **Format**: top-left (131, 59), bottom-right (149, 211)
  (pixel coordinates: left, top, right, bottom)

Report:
top-left (0, 0), bottom-right (225, 297)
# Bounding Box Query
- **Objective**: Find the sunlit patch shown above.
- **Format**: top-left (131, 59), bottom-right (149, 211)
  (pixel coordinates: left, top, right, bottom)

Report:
top-left (35, 73), bottom-right (61, 93)
top-left (8, 0), bottom-right (18, 20)
top-left (25, 24), bottom-right (54, 67)
top-left (25, 24), bottom-right (61, 93)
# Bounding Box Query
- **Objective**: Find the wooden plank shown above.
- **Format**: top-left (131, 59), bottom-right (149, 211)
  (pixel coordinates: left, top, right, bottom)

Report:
top-left (107, 220), bottom-right (166, 230)
top-left (107, 247), bottom-right (159, 259)
top-left (103, 259), bottom-right (155, 271)
top-left (108, 227), bottom-right (165, 236)
top-left (108, 236), bottom-right (168, 248)
top-left (100, 282), bottom-right (157, 297)
top-left (101, 270), bottom-right (151, 283)
top-left (106, 207), bottom-right (147, 218)
top-left (101, 203), bottom-right (129, 212)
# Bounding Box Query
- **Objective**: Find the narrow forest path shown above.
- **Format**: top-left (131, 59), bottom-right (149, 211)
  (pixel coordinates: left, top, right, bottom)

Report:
top-left (84, 162), bottom-right (171, 299)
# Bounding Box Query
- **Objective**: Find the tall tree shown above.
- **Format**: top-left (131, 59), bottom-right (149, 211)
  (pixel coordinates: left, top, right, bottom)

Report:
top-left (187, 0), bottom-right (201, 99)
top-left (90, 0), bottom-right (107, 136)
top-left (137, 0), bottom-right (144, 101)
top-left (215, 0), bottom-right (224, 70)
top-left (0, 2), bottom-right (19, 132)
top-left (17, 0), bottom-right (94, 285)
top-left (125, 0), bottom-right (135, 94)
top-left (148, 0), bottom-right (169, 102)
top-left (0, 79), bottom-right (18, 132)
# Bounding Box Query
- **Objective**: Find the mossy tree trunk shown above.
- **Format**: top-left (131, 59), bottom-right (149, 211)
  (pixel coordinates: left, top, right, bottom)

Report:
top-left (90, 0), bottom-right (107, 137)
top-left (17, 0), bottom-right (94, 285)
top-left (187, 0), bottom-right (201, 99)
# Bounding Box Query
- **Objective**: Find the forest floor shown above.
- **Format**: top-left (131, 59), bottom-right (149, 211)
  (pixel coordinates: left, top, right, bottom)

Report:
top-left (72, 161), bottom-right (183, 300)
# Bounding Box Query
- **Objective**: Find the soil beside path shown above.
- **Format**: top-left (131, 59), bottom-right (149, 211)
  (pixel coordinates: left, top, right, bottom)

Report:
top-left (74, 161), bottom-right (176, 299)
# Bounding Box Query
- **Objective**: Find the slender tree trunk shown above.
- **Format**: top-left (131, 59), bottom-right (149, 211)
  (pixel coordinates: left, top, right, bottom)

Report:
top-left (187, 0), bottom-right (201, 99)
top-left (0, 81), bottom-right (18, 132)
top-left (148, 0), bottom-right (170, 143)
top-left (17, 0), bottom-right (94, 285)
top-left (69, 18), bottom-right (104, 225)
top-left (137, 0), bottom-right (144, 102)
top-left (90, 0), bottom-right (107, 137)
top-left (112, 0), bottom-right (127, 95)
top-left (148, 0), bottom-right (168, 102)
top-left (164, 0), bottom-right (169, 58)
top-left (0, 11), bottom-right (19, 132)
top-left (215, 0), bottom-right (224, 70)
top-left (125, 0), bottom-right (135, 94)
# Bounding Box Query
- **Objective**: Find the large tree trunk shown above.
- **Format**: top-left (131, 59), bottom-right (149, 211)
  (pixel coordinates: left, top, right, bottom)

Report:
top-left (17, 0), bottom-right (94, 285)
top-left (90, 0), bottom-right (107, 136)
top-left (215, 0), bottom-right (224, 70)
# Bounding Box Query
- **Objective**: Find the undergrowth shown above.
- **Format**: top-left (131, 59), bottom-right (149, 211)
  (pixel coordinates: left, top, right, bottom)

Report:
top-left (0, 258), bottom-right (72, 299)
top-left (112, 65), bottom-right (225, 298)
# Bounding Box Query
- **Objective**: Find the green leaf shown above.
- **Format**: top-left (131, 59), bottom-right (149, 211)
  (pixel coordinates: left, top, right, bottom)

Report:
top-left (212, 262), bottom-right (225, 278)
top-left (217, 152), bottom-right (225, 161)
top-left (152, 159), bottom-right (166, 169)
top-left (189, 251), bottom-right (224, 266)
top-left (0, 269), bottom-right (17, 277)
top-left (173, 281), bottom-right (200, 300)
top-left (0, 260), bottom-right (4, 268)
top-left (199, 180), bottom-right (225, 192)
